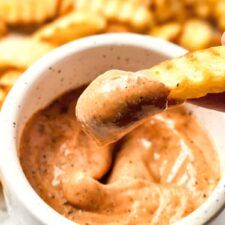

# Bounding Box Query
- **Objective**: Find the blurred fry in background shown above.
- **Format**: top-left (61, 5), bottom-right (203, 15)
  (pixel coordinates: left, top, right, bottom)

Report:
top-left (0, 0), bottom-right (224, 106)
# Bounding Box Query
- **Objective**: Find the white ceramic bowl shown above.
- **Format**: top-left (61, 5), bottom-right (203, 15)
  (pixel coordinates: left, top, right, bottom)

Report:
top-left (0, 34), bottom-right (224, 225)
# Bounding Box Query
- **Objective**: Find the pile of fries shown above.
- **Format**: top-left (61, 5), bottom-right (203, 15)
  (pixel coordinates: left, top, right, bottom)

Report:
top-left (0, 0), bottom-right (224, 107)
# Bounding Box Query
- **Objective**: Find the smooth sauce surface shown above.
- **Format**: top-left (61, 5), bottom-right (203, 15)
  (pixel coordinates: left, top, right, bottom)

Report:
top-left (20, 86), bottom-right (220, 225)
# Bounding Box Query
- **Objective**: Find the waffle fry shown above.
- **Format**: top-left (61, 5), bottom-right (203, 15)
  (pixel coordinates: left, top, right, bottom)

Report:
top-left (178, 19), bottom-right (219, 51)
top-left (141, 46), bottom-right (225, 100)
top-left (33, 12), bottom-right (106, 45)
top-left (0, 0), bottom-right (58, 25)
top-left (74, 0), bottom-right (154, 30)
top-left (149, 22), bottom-right (181, 41)
top-left (0, 38), bottom-right (54, 69)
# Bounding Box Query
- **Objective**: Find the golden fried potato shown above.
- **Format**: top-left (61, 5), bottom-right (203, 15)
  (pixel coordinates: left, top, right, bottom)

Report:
top-left (193, 0), bottom-right (218, 18)
top-left (127, 0), bottom-right (151, 5)
top-left (149, 22), bottom-right (181, 42)
top-left (74, 0), bottom-right (154, 31)
top-left (152, 0), bottom-right (173, 22)
top-left (0, 70), bottom-right (22, 108)
top-left (0, 0), bottom-right (58, 25)
top-left (178, 19), bottom-right (218, 51)
top-left (33, 12), bottom-right (107, 45)
top-left (74, 0), bottom-right (104, 14)
top-left (152, 0), bottom-right (188, 22)
top-left (194, 1), bottom-right (210, 18)
top-left (58, 0), bottom-right (74, 15)
top-left (141, 46), bottom-right (225, 100)
top-left (116, 2), bottom-right (154, 30)
top-left (0, 38), bottom-right (54, 69)
top-left (75, 0), bottom-right (150, 10)
top-left (106, 23), bottom-right (132, 33)
top-left (214, 0), bottom-right (225, 30)
top-left (0, 20), bottom-right (7, 37)
top-left (0, 88), bottom-right (6, 108)
top-left (0, 70), bottom-right (22, 87)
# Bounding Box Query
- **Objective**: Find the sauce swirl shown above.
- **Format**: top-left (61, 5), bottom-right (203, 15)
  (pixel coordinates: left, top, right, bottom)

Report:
top-left (20, 86), bottom-right (220, 225)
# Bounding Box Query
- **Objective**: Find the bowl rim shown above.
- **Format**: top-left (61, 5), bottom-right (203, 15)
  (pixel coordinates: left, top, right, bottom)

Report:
top-left (0, 33), bottom-right (224, 225)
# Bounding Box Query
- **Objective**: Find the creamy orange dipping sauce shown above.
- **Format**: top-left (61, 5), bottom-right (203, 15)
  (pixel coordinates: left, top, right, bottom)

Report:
top-left (20, 86), bottom-right (220, 225)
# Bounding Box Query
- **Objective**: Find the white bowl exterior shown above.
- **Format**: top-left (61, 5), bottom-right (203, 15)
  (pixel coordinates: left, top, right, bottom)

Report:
top-left (0, 34), bottom-right (224, 225)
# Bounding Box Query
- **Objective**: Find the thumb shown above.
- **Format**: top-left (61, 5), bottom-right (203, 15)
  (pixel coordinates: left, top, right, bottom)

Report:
top-left (222, 32), bottom-right (225, 45)
top-left (188, 92), bottom-right (225, 112)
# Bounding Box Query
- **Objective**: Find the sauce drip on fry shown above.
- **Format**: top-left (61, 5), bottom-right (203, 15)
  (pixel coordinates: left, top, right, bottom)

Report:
top-left (76, 70), bottom-right (170, 145)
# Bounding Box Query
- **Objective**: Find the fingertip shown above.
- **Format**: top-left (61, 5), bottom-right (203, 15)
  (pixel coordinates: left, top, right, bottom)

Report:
top-left (222, 32), bottom-right (225, 45)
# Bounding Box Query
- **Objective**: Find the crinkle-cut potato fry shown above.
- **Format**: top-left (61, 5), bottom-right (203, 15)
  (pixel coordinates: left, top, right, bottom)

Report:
top-left (115, 2), bottom-right (154, 30)
top-left (33, 12), bottom-right (106, 45)
top-left (0, 20), bottom-right (7, 37)
top-left (178, 19), bottom-right (218, 51)
top-left (130, 0), bottom-right (151, 6)
top-left (194, 4), bottom-right (210, 18)
top-left (0, 70), bottom-right (22, 108)
top-left (140, 46), bottom-right (225, 100)
top-left (0, 70), bottom-right (22, 87)
top-left (214, 0), bottom-right (225, 30)
top-left (0, 38), bottom-right (54, 69)
top-left (192, 0), bottom-right (215, 18)
top-left (74, 0), bottom-right (104, 14)
top-left (149, 22), bottom-right (181, 42)
top-left (0, 88), bottom-right (6, 108)
top-left (152, 0), bottom-right (187, 22)
top-left (151, 0), bottom-right (174, 22)
top-left (74, 0), bottom-right (154, 30)
top-left (0, 0), bottom-right (58, 25)
top-left (106, 23), bottom-right (132, 33)
top-left (58, 0), bottom-right (74, 15)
